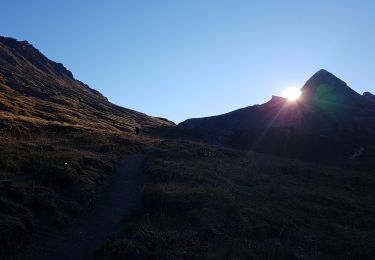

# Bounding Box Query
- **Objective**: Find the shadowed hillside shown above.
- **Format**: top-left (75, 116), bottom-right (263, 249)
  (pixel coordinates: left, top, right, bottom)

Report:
top-left (0, 36), bottom-right (174, 257)
top-left (98, 139), bottom-right (375, 260)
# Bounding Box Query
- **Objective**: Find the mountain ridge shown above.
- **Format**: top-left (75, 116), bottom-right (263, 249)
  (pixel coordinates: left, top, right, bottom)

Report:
top-left (0, 36), bottom-right (74, 79)
top-left (0, 36), bottom-right (174, 136)
top-left (178, 69), bottom-right (375, 161)
top-left (301, 69), bottom-right (365, 107)
top-left (180, 69), bottom-right (375, 130)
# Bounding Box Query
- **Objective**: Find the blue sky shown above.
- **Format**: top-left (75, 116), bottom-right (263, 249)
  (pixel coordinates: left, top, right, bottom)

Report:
top-left (1, 1), bottom-right (375, 123)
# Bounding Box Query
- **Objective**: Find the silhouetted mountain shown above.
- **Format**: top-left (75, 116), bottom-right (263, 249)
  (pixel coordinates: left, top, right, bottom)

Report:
top-left (0, 36), bottom-right (174, 136)
top-left (302, 69), bottom-right (363, 103)
top-left (363, 91), bottom-right (375, 103)
top-left (179, 70), bottom-right (375, 163)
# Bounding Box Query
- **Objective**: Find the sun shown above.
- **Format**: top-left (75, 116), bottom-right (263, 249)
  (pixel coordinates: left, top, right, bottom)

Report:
top-left (282, 87), bottom-right (302, 101)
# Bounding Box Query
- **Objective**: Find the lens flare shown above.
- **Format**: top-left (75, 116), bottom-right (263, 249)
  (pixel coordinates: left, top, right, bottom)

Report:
top-left (282, 87), bottom-right (301, 101)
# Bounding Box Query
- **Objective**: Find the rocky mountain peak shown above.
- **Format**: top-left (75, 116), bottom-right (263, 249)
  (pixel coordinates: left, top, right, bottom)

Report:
top-left (302, 69), bottom-right (346, 89)
top-left (301, 69), bottom-right (362, 104)
top-left (0, 36), bottom-right (73, 79)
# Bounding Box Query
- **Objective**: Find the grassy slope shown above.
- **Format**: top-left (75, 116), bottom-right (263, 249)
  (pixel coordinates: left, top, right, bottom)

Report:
top-left (98, 139), bottom-right (375, 260)
top-left (0, 130), bottom-right (151, 255)
top-left (0, 36), bottom-right (174, 256)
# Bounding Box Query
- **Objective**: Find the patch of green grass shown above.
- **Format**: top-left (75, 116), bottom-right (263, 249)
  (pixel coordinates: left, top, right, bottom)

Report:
top-left (98, 140), bottom-right (375, 260)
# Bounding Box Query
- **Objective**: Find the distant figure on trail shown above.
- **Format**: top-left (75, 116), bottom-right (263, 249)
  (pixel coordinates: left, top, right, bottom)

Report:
top-left (135, 127), bottom-right (140, 135)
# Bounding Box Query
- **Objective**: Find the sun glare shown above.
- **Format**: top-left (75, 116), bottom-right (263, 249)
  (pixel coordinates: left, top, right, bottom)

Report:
top-left (282, 87), bottom-right (302, 101)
